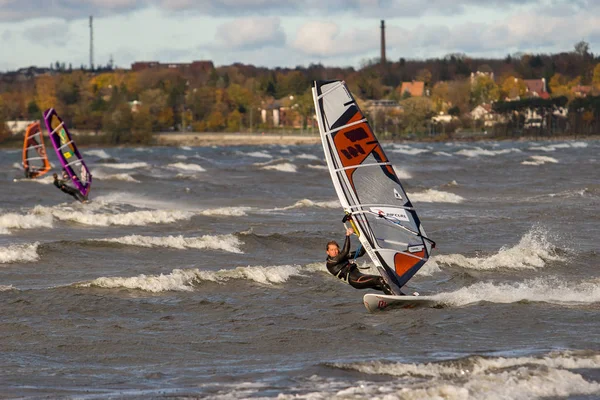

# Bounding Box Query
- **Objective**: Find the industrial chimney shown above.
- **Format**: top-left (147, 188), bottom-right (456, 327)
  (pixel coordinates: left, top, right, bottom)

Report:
top-left (380, 20), bottom-right (386, 65)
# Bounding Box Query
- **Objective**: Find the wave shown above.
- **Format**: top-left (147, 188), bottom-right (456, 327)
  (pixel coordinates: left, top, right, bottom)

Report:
top-left (530, 142), bottom-right (588, 152)
top-left (433, 228), bottom-right (562, 271)
top-left (91, 170), bottom-right (139, 182)
top-left (14, 175), bottom-right (54, 185)
top-left (0, 212), bottom-right (53, 235)
top-left (328, 351), bottom-right (600, 400)
top-left (33, 206), bottom-right (194, 227)
top-left (174, 155), bottom-right (188, 160)
top-left (84, 149), bottom-right (111, 159)
top-left (276, 199), bottom-right (339, 210)
top-left (392, 165), bottom-right (412, 180)
top-left (390, 146), bottom-right (429, 155)
top-left (167, 162), bottom-right (206, 172)
top-left (0, 285), bottom-right (16, 291)
top-left (98, 162), bottom-right (149, 169)
top-left (261, 163), bottom-right (298, 173)
top-left (522, 155), bottom-right (559, 166)
top-left (410, 189), bottom-right (464, 203)
top-left (307, 164), bottom-right (327, 170)
top-left (0, 243), bottom-right (40, 263)
top-left (94, 234), bottom-right (243, 253)
top-left (199, 207), bottom-right (252, 217)
top-left (434, 151), bottom-right (453, 157)
top-left (79, 264), bottom-right (304, 292)
top-left (456, 147), bottom-right (521, 157)
top-left (295, 153), bottom-right (320, 160)
top-left (180, 146), bottom-right (192, 151)
top-left (242, 151), bottom-right (272, 159)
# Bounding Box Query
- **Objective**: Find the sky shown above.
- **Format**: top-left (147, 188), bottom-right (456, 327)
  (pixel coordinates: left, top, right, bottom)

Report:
top-left (2, 0), bottom-right (600, 72)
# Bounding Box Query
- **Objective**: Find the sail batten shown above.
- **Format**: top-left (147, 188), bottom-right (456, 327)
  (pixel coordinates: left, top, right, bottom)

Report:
top-left (312, 80), bottom-right (434, 294)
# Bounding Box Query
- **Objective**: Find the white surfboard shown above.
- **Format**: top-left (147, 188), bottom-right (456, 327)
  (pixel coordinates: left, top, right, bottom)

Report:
top-left (363, 293), bottom-right (439, 312)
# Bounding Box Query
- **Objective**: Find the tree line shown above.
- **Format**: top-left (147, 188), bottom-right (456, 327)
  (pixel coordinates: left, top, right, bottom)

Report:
top-left (1, 41), bottom-right (600, 144)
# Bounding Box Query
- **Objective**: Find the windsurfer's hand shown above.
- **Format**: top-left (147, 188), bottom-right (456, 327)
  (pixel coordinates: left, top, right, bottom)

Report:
top-left (346, 227), bottom-right (354, 236)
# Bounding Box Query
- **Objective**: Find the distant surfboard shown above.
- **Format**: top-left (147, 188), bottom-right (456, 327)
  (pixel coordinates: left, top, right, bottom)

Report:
top-left (312, 80), bottom-right (435, 300)
top-left (22, 121), bottom-right (51, 178)
top-left (363, 293), bottom-right (439, 312)
top-left (43, 108), bottom-right (92, 198)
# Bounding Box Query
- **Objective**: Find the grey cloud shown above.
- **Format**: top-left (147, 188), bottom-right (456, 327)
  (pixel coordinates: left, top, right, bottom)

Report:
top-left (215, 17), bottom-right (286, 50)
top-left (0, 0), bottom-right (574, 22)
top-left (23, 22), bottom-right (72, 47)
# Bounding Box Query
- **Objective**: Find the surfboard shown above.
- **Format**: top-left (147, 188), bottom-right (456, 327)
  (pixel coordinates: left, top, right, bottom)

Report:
top-left (312, 80), bottom-right (436, 298)
top-left (363, 293), bottom-right (439, 312)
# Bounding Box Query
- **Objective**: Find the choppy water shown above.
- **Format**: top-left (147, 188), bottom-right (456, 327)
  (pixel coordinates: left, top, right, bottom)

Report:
top-left (1, 139), bottom-right (599, 399)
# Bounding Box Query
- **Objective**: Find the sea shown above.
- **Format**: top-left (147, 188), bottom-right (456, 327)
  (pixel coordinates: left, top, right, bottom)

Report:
top-left (0, 139), bottom-right (599, 399)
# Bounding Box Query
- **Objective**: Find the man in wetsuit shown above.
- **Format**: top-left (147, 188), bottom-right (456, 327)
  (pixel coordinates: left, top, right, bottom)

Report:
top-left (53, 172), bottom-right (86, 202)
top-left (326, 227), bottom-right (394, 295)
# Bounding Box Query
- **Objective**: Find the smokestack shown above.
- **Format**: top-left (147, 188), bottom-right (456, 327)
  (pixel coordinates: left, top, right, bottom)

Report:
top-left (380, 20), bottom-right (386, 65)
top-left (89, 16), bottom-right (94, 71)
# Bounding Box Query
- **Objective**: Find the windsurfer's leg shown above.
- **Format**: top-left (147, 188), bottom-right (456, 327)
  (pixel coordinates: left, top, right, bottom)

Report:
top-left (348, 270), bottom-right (393, 295)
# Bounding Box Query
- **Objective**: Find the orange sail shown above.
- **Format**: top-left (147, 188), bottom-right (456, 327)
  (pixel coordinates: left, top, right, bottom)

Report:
top-left (22, 121), bottom-right (51, 178)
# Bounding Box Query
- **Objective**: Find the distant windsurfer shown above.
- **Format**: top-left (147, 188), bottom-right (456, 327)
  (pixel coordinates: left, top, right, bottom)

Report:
top-left (325, 227), bottom-right (394, 295)
top-left (53, 172), bottom-right (87, 202)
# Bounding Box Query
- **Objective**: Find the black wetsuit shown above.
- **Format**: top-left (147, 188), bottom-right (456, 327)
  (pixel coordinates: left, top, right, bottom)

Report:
top-left (326, 235), bottom-right (393, 294)
top-left (54, 178), bottom-right (86, 202)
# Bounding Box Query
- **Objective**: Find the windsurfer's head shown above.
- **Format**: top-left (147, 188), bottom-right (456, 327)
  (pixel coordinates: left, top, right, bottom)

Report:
top-left (53, 173), bottom-right (58, 179)
top-left (326, 240), bottom-right (340, 257)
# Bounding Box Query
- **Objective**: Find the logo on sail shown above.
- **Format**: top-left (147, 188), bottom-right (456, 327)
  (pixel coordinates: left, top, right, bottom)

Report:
top-left (370, 207), bottom-right (409, 222)
top-left (394, 188), bottom-right (402, 200)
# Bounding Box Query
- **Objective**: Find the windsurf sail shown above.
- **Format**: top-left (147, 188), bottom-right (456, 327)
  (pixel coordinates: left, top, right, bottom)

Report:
top-left (22, 121), bottom-right (51, 178)
top-left (43, 108), bottom-right (92, 197)
top-left (312, 80), bottom-right (435, 295)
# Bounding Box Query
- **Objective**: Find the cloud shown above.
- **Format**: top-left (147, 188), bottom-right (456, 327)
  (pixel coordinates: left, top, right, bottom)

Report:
top-left (215, 16), bottom-right (286, 50)
top-left (292, 21), bottom-right (376, 58)
top-left (22, 22), bottom-right (72, 47)
top-left (0, 0), bottom-right (571, 22)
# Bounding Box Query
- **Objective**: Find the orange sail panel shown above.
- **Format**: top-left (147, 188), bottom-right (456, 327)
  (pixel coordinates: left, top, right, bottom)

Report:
top-left (22, 121), bottom-right (51, 178)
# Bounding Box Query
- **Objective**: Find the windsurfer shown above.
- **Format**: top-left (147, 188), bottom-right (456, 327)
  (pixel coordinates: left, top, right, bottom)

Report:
top-left (53, 173), bottom-right (86, 203)
top-left (326, 227), bottom-right (394, 295)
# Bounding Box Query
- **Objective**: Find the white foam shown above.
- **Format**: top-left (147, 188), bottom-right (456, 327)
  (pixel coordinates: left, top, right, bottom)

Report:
top-left (277, 199), bottom-right (339, 210)
top-left (81, 264), bottom-right (303, 292)
top-left (329, 351), bottom-right (600, 400)
top-left (434, 276), bottom-right (600, 307)
top-left (433, 227), bottom-right (562, 271)
top-left (261, 163), bottom-right (297, 173)
top-left (434, 151), bottom-right (453, 157)
top-left (307, 165), bottom-right (328, 170)
top-left (91, 170), bottom-right (139, 182)
top-left (0, 243), bottom-right (40, 263)
top-left (295, 153), bottom-right (320, 160)
top-left (522, 155), bottom-right (559, 166)
top-left (174, 155), bottom-right (188, 160)
top-left (199, 207), bottom-right (251, 217)
top-left (180, 146), bottom-right (192, 151)
top-left (392, 165), bottom-right (413, 179)
top-left (12, 162), bottom-right (22, 170)
top-left (456, 147), bottom-right (521, 157)
top-left (391, 145), bottom-right (429, 155)
top-left (530, 142), bottom-right (588, 152)
top-left (167, 162), bottom-right (206, 172)
top-left (0, 285), bottom-right (16, 291)
top-left (98, 162), bottom-right (149, 169)
top-left (84, 149), bottom-right (111, 159)
top-left (410, 189), bottom-right (464, 203)
top-left (243, 151), bottom-right (272, 158)
top-left (0, 212), bottom-right (53, 234)
top-left (280, 148), bottom-right (291, 154)
top-left (96, 234), bottom-right (243, 253)
top-left (33, 206), bottom-right (193, 227)
top-left (15, 175), bottom-right (54, 185)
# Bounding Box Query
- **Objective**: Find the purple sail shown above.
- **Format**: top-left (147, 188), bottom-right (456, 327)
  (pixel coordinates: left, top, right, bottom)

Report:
top-left (43, 108), bottom-right (92, 197)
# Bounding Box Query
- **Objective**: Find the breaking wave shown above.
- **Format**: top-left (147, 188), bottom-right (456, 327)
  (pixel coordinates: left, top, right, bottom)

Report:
top-left (456, 147), bottom-right (521, 157)
top-left (167, 162), bottom-right (206, 172)
top-left (0, 243), bottom-right (40, 263)
top-left (277, 199), bottom-right (339, 210)
top-left (92, 170), bottom-right (139, 182)
top-left (295, 153), bottom-right (320, 160)
top-left (410, 189), bottom-right (464, 203)
top-left (84, 149), bottom-right (111, 159)
top-left (0, 212), bottom-right (53, 235)
top-left (242, 151), bottom-right (272, 159)
top-left (261, 163), bottom-right (298, 173)
top-left (433, 227), bottom-right (563, 271)
top-left (98, 162), bottom-right (149, 169)
top-left (94, 234), bottom-right (243, 253)
top-left (79, 264), bottom-right (304, 292)
top-left (522, 155), bottom-right (559, 166)
top-left (199, 207), bottom-right (251, 217)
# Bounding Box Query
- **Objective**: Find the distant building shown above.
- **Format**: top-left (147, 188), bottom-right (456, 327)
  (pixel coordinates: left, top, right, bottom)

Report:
top-left (398, 81), bottom-right (426, 97)
top-left (572, 85), bottom-right (592, 97)
top-left (470, 104), bottom-right (501, 127)
top-left (470, 71), bottom-right (495, 83)
top-left (366, 99), bottom-right (402, 114)
top-left (523, 78), bottom-right (549, 99)
top-left (6, 120), bottom-right (36, 135)
top-left (131, 60), bottom-right (214, 73)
